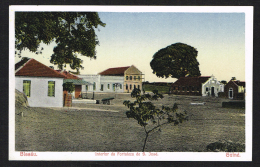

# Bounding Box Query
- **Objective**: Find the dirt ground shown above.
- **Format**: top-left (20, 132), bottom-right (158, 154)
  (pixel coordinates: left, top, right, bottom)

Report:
top-left (15, 93), bottom-right (245, 152)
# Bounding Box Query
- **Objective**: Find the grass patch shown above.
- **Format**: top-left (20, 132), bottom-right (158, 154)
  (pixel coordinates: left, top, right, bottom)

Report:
top-left (143, 84), bottom-right (170, 94)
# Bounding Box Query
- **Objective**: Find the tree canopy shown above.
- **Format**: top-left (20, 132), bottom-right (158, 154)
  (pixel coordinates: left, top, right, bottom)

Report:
top-left (15, 12), bottom-right (105, 72)
top-left (150, 43), bottom-right (201, 79)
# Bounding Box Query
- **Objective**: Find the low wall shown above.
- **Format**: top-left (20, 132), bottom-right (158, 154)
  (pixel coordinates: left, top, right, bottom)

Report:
top-left (222, 101), bottom-right (245, 108)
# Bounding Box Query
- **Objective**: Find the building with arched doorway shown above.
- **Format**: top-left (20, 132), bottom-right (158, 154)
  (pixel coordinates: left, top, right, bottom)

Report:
top-left (224, 80), bottom-right (245, 100)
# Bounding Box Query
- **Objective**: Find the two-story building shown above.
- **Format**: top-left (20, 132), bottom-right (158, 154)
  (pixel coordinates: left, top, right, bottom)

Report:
top-left (79, 65), bottom-right (143, 93)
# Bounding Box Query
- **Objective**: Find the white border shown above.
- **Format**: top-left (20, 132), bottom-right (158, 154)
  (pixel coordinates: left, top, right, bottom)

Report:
top-left (9, 6), bottom-right (253, 161)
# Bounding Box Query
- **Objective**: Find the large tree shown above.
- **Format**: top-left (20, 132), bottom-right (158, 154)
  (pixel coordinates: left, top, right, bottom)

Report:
top-left (15, 12), bottom-right (105, 72)
top-left (150, 43), bottom-right (201, 79)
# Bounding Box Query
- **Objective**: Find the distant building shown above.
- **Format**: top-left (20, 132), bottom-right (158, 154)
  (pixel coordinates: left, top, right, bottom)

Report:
top-left (171, 75), bottom-right (224, 96)
top-left (201, 75), bottom-right (224, 97)
top-left (79, 65), bottom-right (143, 93)
top-left (224, 80), bottom-right (245, 100)
top-left (56, 70), bottom-right (89, 99)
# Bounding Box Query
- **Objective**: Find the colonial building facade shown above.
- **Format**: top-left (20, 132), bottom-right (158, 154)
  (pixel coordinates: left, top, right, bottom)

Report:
top-left (79, 65), bottom-right (143, 93)
top-left (224, 80), bottom-right (245, 100)
top-left (171, 75), bottom-right (224, 96)
top-left (15, 58), bottom-right (65, 107)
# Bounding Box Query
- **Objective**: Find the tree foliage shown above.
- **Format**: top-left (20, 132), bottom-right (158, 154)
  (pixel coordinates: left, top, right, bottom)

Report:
top-left (123, 88), bottom-right (188, 152)
top-left (150, 43), bottom-right (201, 79)
top-left (220, 80), bottom-right (227, 85)
top-left (15, 12), bottom-right (105, 72)
top-left (63, 82), bottom-right (75, 93)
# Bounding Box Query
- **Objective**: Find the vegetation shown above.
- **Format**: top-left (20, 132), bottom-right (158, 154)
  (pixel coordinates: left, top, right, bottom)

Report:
top-left (15, 12), bottom-right (105, 73)
top-left (150, 43), bottom-right (201, 79)
top-left (220, 80), bottom-right (227, 85)
top-left (206, 140), bottom-right (245, 152)
top-left (63, 82), bottom-right (75, 93)
top-left (142, 83), bottom-right (171, 94)
top-left (123, 88), bottom-right (188, 152)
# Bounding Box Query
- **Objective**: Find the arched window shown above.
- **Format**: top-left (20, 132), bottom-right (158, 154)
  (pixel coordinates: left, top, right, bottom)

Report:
top-left (229, 88), bottom-right (233, 99)
top-left (134, 85), bottom-right (136, 89)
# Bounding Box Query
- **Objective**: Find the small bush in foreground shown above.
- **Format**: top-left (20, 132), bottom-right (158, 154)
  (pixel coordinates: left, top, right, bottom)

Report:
top-left (123, 88), bottom-right (188, 152)
top-left (206, 140), bottom-right (245, 152)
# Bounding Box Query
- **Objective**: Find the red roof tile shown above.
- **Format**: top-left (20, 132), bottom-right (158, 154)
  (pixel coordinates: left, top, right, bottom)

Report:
top-left (56, 70), bottom-right (81, 79)
top-left (15, 58), bottom-right (65, 78)
top-left (172, 76), bottom-right (210, 87)
top-left (15, 57), bottom-right (30, 71)
top-left (98, 66), bottom-right (130, 76)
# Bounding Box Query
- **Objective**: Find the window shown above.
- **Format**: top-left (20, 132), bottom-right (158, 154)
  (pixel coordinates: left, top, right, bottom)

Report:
top-left (107, 84), bottom-right (110, 89)
top-left (48, 81), bottom-right (55, 97)
top-left (130, 84), bottom-right (132, 90)
top-left (101, 84), bottom-right (104, 91)
top-left (138, 85), bottom-right (140, 89)
top-left (93, 82), bottom-right (96, 91)
top-left (134, 85), bottom-right (136, 89)
top-left (130, 76), bottom-right (132, 80)
top-left (134, 76), bottom-right (136, 80)
top-left (23, 80), bottom-right (31, 97)
top-left (126, 76), bottom-right (129, 80)
top-left (86, 85), bottom-right (88, 91)
top-left (138, 76), bottom-right (141, 81)
top-left (126, 84), bottom-right (128, 90)
top-left (206, 87), bottom-right (209, 91)
top-left (113, 84), bottom-right (115, 91)
top-left (120, 84), bottom-right (122, 89)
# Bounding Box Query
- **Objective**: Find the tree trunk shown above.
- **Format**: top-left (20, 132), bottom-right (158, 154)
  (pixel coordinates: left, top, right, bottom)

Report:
top-left (142, 133), bottom-right (149, 152)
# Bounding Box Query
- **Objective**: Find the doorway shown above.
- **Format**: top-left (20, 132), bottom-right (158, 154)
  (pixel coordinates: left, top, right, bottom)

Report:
top-left (211, 87), bottom-right (215, 97)
top-left (229, 88), bottom-right (233, 99)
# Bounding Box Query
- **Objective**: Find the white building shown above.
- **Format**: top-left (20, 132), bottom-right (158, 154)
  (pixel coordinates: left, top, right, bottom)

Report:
top-left (15, 58), bottom-right (65, 107)
top-left (79, 65), bottom-right (143, 93)
top-left (79, 75), bottom-right (124, 93)
top-left (202, 75), bottom-right (224, 97)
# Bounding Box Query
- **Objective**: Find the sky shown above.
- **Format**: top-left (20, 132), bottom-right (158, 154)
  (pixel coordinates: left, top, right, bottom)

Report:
top-left (15, 11), bottom-right (246, 83)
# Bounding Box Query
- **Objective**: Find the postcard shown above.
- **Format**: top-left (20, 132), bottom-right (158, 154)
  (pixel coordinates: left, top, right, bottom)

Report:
top-left (9, 6), bottom-right (253, 161)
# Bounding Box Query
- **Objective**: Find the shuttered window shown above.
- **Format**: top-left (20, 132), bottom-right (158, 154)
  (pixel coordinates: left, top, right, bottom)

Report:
top-left (23, 80), bottom-right (31, 97)
top-left (48, 81), bottom-right (55, 97)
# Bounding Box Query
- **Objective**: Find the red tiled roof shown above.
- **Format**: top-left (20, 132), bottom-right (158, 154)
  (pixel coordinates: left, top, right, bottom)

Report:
top-left (56, 70), bottom-right (81, 79)
top-left (98, 66), bottom-right (130, 76)
top-left (15, 57), bottom-right (30, 71)
top-left (172, 76), bottom-right (210, 87)
top-left (15, 58), bottom-right (65, 78)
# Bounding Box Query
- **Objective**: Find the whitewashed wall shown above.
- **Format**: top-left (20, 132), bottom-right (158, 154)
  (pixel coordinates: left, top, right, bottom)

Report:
top-left (15, 76), bottom-right (64, 107)
top-left (202, 76), bottom-right (224, 97)
top-left (79, 75), bottom-right (100, 92)
top-left (79, 75), bottom-right (124, 93)
top-left (100, 76), bottom-right (124, 93)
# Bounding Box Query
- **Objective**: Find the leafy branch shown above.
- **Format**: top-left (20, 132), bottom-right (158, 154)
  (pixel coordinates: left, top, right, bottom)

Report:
top-left (123, 88), bottom-right (188, 152)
